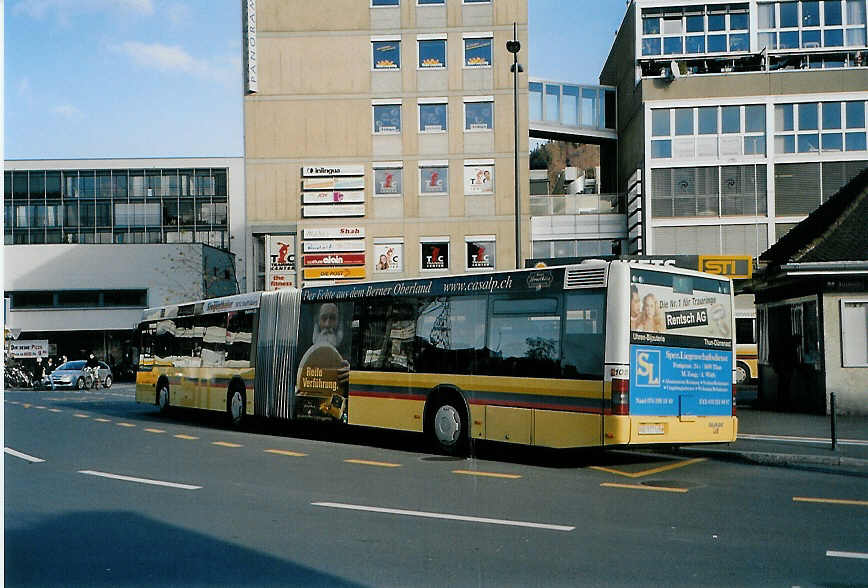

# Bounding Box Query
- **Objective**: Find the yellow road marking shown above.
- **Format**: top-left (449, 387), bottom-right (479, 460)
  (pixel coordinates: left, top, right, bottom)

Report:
top-left (74, 414), bottom-right (90, 418)
top-left (22, 403), bottom-right (32, 408)
top-left (266, 449), bottom-right (308, 457)
top-left (452, 470), bottom-right (523, 480)
top-left (212, 441), bottom-right (243, 448)
top-left (94, 418), bottom-right (112, 423)
top-left (794, 497), bottom-right (868, 507)
top-left (591, 458), bottom-right (706, 479)
top-left (345, 459), bottom-right (401, 468)
top-left (174, 434), bottom-right (199, 440)
top-left (601, 482), bottom-right (689, 494)
top-left (117, 423), bottom-right (136, 428)
top-left (145, 428), bottom-right (166, 433)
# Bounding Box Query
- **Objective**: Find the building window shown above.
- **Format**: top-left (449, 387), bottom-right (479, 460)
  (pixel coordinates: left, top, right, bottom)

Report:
top-left (775, 100), bottom-right (867, 153)
top-left (464, 98), bottom-right (493, 131)
top-left (418, 37), bottom-right (446, 68)
top-left (372, 0), bottom-right (399, 5)
top-left (464, 160), bottom-right (494, 194)
top-left (418, 0), bottom-right (445, 4)
top-left (420, 238), bottom-right (449, 271)
top-left (372, 39), bottom-right (400, 69)
top-left (757, 0), bottom-right (867, 51)
top-left (419, 101), bottom-right (447, 132)
top-left (373, 239), bottom-right (404, 273)
top-left (373, 163), bottom-right (403, 196)
top-left (465, 235), bottom-right (496, 271)
top-left (641, 3), bottom-right (751, 56)
top-left (373, 102), bottom-right (402, 134)
top-left (463, 34), bottom-right (492, 66)
top-left (9, 289), bottom-right (147, 309)
top-left (841, 299), bottom-right (868, 366)
top-left (419, 162), bottom-right (449, 194)
top-left (651, 104), bottom-right (766, 159)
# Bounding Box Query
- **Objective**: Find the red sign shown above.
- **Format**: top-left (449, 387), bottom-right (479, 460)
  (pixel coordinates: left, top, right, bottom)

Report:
top-left (303, 253), bottom-right (366, 266)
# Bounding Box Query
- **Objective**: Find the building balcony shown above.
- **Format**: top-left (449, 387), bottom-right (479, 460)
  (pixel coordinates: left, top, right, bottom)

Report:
top-left (529, 193), bottom-right (625, 216)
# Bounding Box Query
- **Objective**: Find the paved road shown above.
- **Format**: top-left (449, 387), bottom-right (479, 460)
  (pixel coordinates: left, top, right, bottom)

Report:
top-left (5, 385), bottom-right (868, 587)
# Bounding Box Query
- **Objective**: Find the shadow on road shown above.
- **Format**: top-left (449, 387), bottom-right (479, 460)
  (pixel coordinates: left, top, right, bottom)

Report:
top-left (5, 510), bottom-right (369, 587)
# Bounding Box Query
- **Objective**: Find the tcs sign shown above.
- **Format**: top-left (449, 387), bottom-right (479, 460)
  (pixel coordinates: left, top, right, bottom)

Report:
top-left (699, 256), bottom-right (753, 279)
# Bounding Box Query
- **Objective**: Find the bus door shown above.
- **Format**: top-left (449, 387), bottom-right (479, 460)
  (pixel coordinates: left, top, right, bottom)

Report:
top-left (254, 288), bottom-right (302, 420)
top-left (561, 290), bottom-right (607, 446)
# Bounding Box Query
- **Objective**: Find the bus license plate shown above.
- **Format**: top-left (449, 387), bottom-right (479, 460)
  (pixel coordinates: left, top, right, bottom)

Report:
top-left (638, 423), bottom-right (665, 435)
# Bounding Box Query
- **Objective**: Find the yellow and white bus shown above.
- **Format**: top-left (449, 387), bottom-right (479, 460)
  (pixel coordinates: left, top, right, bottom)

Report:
top-left (136, 261), bottom-right (737, 453)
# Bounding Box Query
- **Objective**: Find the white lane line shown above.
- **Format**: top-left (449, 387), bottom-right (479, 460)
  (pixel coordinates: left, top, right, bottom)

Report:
top-left (4, 448), bottom-right (46, 463)
top-left (827, 550), bottom-right (868, 560)
top-left (312, 502), bottom-right (575, 532)
top-left (739, 433), bottom-right (868, 447)
top-left (78, 470), bottom-right (201, 490)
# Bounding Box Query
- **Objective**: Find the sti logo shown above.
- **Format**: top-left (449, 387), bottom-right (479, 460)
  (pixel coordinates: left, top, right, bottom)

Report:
top-left (699, 255), bottom-right (753, 279)
top-left (634, 350), bottom-right (661, 387)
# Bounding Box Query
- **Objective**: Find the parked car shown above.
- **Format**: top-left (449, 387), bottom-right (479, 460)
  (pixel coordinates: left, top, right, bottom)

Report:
top-left (49, 360), bottom-right (113, 390)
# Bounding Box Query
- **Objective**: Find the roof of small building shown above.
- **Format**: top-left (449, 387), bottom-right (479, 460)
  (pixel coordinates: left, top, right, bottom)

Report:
top-left (760, 165), bottom-right (868, 265)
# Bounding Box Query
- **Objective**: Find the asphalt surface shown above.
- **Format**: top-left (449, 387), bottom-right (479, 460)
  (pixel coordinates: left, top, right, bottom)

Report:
top-left (5, 384), bottom-right (868, 587)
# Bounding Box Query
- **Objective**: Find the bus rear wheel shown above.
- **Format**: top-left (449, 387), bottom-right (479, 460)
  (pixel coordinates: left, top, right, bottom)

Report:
top-left (428, 398), bottom-right (469, 456)
top-left (735, 362), bottom-right (750, 385)
top-left (227, 388), bottom-right (245, 428)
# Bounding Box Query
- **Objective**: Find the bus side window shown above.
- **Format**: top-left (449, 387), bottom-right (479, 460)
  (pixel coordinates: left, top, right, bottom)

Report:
top-left (196, 312), bottom-right (228, 367)
top-left (485, 297), bottom-right (561, 378)
top-left (562, 291), bottom-right (606, 380)
top-left (735, 317), bottom-right (755, 345)
top-left (227, 309), bottom-right (255, 366)
top-left (415, 296), bottom-right (487, 375)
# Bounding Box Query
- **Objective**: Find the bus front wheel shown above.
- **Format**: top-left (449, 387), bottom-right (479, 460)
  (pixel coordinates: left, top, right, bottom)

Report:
top-left (429, 399), bottom-right (468, 456)
top-left (157, 383), bottom-right (171, 414)
top-left (227, 389), bottom-right (245, 428)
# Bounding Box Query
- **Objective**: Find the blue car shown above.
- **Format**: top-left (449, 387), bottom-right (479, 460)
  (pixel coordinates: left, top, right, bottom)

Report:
top-left (50, 360), bottom-right (113, 390)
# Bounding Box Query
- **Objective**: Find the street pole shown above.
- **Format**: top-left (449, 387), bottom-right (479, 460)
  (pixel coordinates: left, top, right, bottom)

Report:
top-left (507, 23), bottom-right (523, 269)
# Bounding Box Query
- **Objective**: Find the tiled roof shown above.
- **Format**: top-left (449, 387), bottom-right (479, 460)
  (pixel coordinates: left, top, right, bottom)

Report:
top-left (760, 165), bottom-right (868, 264)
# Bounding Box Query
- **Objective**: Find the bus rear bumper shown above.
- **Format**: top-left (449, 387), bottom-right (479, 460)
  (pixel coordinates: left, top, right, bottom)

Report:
top-left (605, 415), bottom-right (738, 445)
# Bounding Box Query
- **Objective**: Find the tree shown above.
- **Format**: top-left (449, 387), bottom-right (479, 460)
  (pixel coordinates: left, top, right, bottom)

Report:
top-left (529, 143), bottom-right (551, 170)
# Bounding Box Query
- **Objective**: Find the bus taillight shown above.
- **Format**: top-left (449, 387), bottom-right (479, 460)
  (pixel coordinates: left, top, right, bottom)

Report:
top-left (732, 384), bottom-right (737, 416)
top-left (612, 378), bottom-right (629, 415)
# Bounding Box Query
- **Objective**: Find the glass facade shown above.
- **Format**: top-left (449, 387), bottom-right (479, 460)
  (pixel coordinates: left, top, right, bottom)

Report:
top-left (4, 167), bottom-right (230, 248)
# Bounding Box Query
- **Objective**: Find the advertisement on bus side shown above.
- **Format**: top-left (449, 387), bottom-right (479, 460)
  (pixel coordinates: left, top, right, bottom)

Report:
top-left (628, 269), bottom-right (732, 417)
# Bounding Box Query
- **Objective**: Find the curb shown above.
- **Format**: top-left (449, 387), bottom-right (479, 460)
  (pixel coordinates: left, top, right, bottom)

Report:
top-left (678, 446), bottom-right (868, 473)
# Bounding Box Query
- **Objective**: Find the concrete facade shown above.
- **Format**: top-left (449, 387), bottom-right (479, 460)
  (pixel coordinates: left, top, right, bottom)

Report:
top-left (243, 0), bottom-right (529, 290)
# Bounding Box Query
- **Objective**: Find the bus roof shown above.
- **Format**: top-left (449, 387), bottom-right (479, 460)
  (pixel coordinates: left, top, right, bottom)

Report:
top-left (140, 291), bottom-right (262, 323)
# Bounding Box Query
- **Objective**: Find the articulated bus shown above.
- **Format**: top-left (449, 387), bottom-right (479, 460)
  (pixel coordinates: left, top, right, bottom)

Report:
top-left (135, 261), bottom-right (737, 453)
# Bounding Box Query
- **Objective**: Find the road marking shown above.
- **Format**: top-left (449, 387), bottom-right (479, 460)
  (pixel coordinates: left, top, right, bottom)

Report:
top-left (94, 418), bottom-right (112, 423)
top-left (117, 423), bottom-right (136, 428)
top-left (345, 459), bottom-right (401, 468)
top-left (174, 434), bottom-right (199, 440)
top-left (74, 414), bottom-right (90, 419)
top-left (740, 433), bottom-right (868, 447)
top-left (78, 470), bottom-right (201, 490)
top-left (34, 405), bottom-right (47, 409)
top-left (794, 497), bottom-right (868, 507)
top-left (827, 550), bottom-right (868, 560)
top-left (4, 448), bottom-right (46, 463)
top-left (22, 403), bottom-right (32, 408)
top-left (591, 457), bottom-right (706, 479)
top-left (145, 428), bottom-right (166, 434)
top-left (266, 449), bottom-right (308, 457)
top-left (212, 441), bottom-right (243, 448)
top-left (48, 409), bottom-right (62, 413)
top-left (452, 469), bottom-right (522, 479)
top-left (601, 482), bottom-right (689, 494)
top-left (311, 502), bottom-right (575, 532)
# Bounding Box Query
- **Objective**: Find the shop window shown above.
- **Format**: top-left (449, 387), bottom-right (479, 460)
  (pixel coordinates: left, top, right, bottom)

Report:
top-left (841, 300), bottom-right (868, 366)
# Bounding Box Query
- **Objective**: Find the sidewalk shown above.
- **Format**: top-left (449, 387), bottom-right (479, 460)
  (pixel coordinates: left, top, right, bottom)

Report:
top-left (677, 408), bottom-right (868, 475)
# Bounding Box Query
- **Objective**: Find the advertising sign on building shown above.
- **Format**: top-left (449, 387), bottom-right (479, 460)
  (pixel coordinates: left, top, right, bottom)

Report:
top-left (303, 267), bottom-right (367, 280)
top-left (374, 243), bottom-right (403, 273)
top-left (265, 234), bottom-right (296, 290)
top-left (421, 241), bottom-right (449, 270)
top-left (302, 177), bottom-right (366, 191)
top-left (9, 340), bottom-right (49, 359)
top-left (302, 190), bottom-right (365, 205)
top-left (302, 165), bottom-right (366, 178)
top-left (303, 253), bottom-right (366, 267)
top-left (464, 163), bottom-right (494, 194)
top-left (302, 204), bottom-right (366, 217)
top-left (302, 239), bottom-right (366, 253)
top-left (466, 238), bottom-right (496, 270)
top-left (242, 0), bottom-right (257, 93)
top-left (373, 168), bottom-right (403, 196)
top-left (303, 227), bottom-right (365, 240)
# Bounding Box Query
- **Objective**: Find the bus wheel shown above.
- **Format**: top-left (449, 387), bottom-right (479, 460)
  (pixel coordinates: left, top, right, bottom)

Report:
top-left (157, 383), bottom-right (171, 414)
top-left (429, 399), bottom-right (468, 456)
top-left (735, 362), bottom-right (749, 385)
top-left (227, 388), bottom-right (245, 428)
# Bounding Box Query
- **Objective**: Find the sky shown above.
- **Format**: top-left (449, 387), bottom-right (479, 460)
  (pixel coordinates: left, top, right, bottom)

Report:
top-left (4, 0), bottom-right (628, 160)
